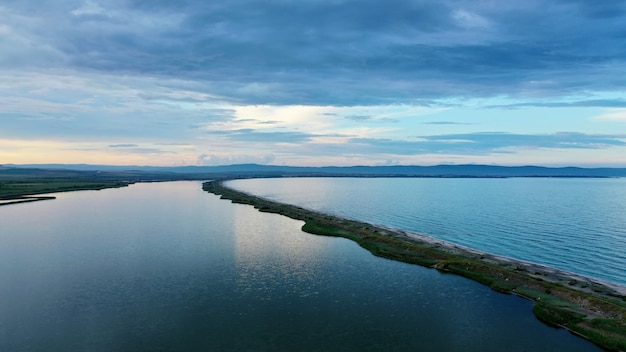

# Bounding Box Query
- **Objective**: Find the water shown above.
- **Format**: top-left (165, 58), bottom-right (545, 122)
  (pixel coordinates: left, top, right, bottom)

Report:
top-left (0, 181), bottom-right (599, 351)
top-left (229, 177), bottom-right (626, 287)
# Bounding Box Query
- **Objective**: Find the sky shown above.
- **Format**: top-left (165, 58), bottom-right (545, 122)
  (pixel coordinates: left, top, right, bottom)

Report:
top-left (1, 0), bottom-right (626, 167)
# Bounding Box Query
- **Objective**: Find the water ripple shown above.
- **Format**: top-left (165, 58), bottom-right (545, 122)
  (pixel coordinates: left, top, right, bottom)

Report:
top-left (230, 177), bottom-right (626, 286)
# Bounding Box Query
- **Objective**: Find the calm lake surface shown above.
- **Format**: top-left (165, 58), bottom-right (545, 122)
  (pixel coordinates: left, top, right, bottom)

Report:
top-left (230, 177), bottom-right (626, 287)
top-left (0, 181), bottom-right (600, 351)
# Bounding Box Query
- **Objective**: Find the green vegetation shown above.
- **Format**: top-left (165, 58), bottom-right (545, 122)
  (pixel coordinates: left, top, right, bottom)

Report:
top-left (0, 168), bottom-right (132, 204)
top-left (0, 180), bottom-right (129, 199)
top-left (204, 179), bottom-right (626, 351)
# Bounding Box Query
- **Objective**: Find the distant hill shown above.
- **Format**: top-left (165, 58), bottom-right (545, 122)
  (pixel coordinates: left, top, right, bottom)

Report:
top-left (5, 163), bottom-right (626, 178)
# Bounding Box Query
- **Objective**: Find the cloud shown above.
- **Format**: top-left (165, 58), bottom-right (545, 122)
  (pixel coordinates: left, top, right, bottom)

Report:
top-left (3, 1), bottom-right (626, 167)
top-left (102, 144), bottom-right (173, 155)
top-left (207, 129), bottom-right (315, 144)
top-left (422, 121), bottom-right (472, 125)
top-left (109, 144), bottom-right (139, 148)
top-left (346, 132), bottom-right (626, 156)
top-left (453, 9), bottom-right (490, 29)
top-left (594, 109), bottom-right (626, 122)
top-left (3, 1), bottom-right (626, 105)
top-left (345, 115), bottom-right (372, 122)
top-left (197, 153), bottom-right (275, 166)
top-left (0, 71), bottom-right (238, 140)
top-left (488, 99), bottom-right (626, 109)
top-left (421, 132), bottom-right (626, 151)
top-left (71, 1), bottom-right (106, 17)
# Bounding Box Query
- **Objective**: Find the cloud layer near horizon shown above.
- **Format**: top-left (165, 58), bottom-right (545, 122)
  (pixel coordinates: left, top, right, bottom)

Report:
top-left (1, 0), bottom-right (626, 166)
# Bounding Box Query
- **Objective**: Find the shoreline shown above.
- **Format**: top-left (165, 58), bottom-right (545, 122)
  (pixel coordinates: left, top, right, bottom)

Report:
top-left (0, 182), bottom-right (132, 206)
top-left (203, 179), bottom-right (626, 351)
top-left (0, 196), bottom-right (57, 207)
top-left (388, 226), bottom-right (626, 296)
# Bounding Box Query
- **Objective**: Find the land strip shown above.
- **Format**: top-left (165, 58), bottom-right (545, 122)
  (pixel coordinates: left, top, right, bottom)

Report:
top-left (0, 196), bottom-right (57, 206)
top-left (0, 167), bottom-right (187, 205)
top-left (204, 179), bottom-right (626, 351)
top-left (0, 179), bottom-right (131, 205)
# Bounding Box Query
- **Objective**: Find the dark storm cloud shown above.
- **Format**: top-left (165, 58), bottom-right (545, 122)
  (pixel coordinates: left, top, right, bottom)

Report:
top-left (3, 0), bottom-right (626, 105)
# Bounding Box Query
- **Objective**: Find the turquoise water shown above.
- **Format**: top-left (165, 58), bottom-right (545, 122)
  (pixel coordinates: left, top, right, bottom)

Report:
top-left (0, 181), bottom-right (600, 351)
top-left (229, 177), bottom-right (626, 287)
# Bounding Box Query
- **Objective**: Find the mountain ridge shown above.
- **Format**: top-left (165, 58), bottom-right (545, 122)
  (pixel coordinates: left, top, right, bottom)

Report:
top-left (4, 163), bottom-right (626, 178)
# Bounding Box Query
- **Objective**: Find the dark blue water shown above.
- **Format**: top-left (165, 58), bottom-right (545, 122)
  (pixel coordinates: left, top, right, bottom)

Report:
top-left (230, 177), bottom-right (626, 287)
top-left (0, 182), bottom-right (600, 351)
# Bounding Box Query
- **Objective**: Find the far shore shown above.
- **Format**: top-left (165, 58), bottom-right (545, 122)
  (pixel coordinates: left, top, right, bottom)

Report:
top-left (0, 182), bottom-right (131, 206)
top-left (203, 179), bottom-right (626, 352)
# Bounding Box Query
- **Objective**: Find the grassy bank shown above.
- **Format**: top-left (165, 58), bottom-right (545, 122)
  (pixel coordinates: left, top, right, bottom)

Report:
top-left (0, 180), bottom-right (130, 200)
top-left (0, 168), bottom-right (132, 203)
top-left (204, 180), bottom-right (626, 351)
